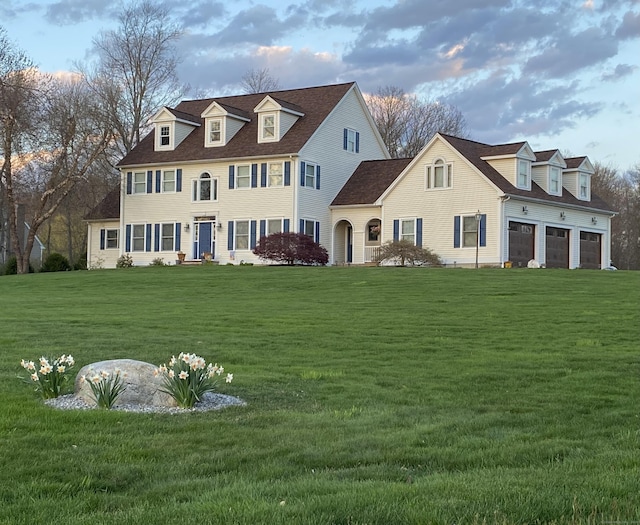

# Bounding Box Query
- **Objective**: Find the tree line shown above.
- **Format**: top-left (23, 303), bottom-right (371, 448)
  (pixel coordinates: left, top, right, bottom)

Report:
top-left (1, 1), bottom-right (638, 273)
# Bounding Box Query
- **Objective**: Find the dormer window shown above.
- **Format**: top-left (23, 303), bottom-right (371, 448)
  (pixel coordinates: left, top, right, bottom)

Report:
top-left (550, 167), bottom-right (561, 195)
top-left (160, 125), bottom-right (171, 147)
top-left (579, 173), bottom-right (590, 200)
top-left (208, 119), bottom-right (222, 144)
top-left (261, 114), bottom-right (276, 141)
top-left (518, 160), bottom-right (531, 189)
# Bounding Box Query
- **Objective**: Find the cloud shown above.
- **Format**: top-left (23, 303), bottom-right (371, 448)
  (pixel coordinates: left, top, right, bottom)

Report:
top-left (615, 9), bottom-right (640, 39)
top-left (178, 2), bottom-right (226, 28)
top-left (601, 63), bottom-right (638, 81)
top-left (44, 0), bottom-right (115, 25)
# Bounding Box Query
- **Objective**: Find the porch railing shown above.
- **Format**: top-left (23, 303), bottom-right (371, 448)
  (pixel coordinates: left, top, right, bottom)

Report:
top-left (365, 245), bottom-right (381, 263)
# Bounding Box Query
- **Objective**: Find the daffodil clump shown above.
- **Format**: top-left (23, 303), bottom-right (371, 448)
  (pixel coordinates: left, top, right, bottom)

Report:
top-left (20, 355), bottom-right (75, 399)
top-left (155, 353), bottom-right (233, 409)
top-left (79, 369), bottom-right (127, 409)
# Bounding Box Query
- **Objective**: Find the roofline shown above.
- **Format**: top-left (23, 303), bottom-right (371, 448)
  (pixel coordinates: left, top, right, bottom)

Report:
top-left (329, 203), bottom-right (382, 210)
top-left (118, 153), bottom-right (301, 170)
top-left (503, 193), bottom-right (617, 215)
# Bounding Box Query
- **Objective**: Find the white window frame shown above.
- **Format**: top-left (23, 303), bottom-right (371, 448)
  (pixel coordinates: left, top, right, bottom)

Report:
top-left (105, 229), bottom-right (119, 249)
top-left (236, 164), bottom-right (251, 189)
top-left (304, 163), bottom-right (317, 188)
top-left (579, 173), bottom-right (589, 200)
top-left (549, 167), bottom-right (561, 195)
top-left (261, 113), bottom-right (277, 142)
top-left (234, 220), bottom-right (250, 250)
top-left (426, 159), bottom-right (452, 189)
top-left (517, 160), bottom-right (531, 189)
top-left (267, 218), bottom-right (283, 235)
top-left (159, 125), bottom-right (171, 148)
top-left (132, 224), bottom-right (146, 252)
top-left (160, 223), bottom-right (175, 251)
top-left (462, 215), bottom-right (479, 248)
top-left (193, 173), bottom-right (218, 202)
top-left (162, 170), bottom-right (175, 193)
top-left (301, 219), bottom-right (316, 238)
top-left (268, 162), bottom-right (283, 187)
top-left (345, 128), bottom-right (357, 153)
top-left (400, 219), bottom-right (416, 244)
top-left (133, 172), bottom-right (146, 194)
top-left (208, 118), bottom-right (222, 145)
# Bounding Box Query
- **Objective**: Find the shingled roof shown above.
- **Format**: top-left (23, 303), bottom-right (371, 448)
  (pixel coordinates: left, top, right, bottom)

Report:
top-left (117, 82), bottom-right (355, 167)
top-left (331, 158), bottom-right (412, 206)
top-left (84, 186), bottom-right (120, 221)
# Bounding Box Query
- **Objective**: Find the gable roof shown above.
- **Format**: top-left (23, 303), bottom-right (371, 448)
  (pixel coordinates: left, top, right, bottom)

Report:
top-left (439, 134), bottom-right (613, 212)
top-left (331, 158), bottom-right (412, 206)
top-left (117, 82), bottom-right (355, 168)
top-left (84, 186), bottom-right (121, 221)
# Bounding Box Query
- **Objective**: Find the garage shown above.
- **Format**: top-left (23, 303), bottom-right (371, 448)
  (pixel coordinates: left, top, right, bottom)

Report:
top-left (546, 227), bottom-right (570, 268)
top-left (508, 221), bottom-right (535, 267)
top-left (580, 231), bottom-right (601, 269)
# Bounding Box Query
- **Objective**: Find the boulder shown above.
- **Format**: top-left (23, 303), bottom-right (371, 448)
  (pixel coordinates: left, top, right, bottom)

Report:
top-left (75, 359), bottom-right (177, 407)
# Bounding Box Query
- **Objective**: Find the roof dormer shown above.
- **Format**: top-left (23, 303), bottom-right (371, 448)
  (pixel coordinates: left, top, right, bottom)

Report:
top-left (563, 156), bottom-right (594, 201)
top-left (532, 150), bottom-right (566, 196)
top-left (151, 107), bottom-right (200, 152)
top-left (481, 142), bottom-right (536, 190)
top-left (254, 95), bottom-right (305, 143)
top-left (200, 101), bottom-right (251, 147)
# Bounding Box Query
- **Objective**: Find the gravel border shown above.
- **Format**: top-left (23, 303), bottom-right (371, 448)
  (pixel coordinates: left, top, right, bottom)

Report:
top-left (44, 392), bottom-right (246, 414)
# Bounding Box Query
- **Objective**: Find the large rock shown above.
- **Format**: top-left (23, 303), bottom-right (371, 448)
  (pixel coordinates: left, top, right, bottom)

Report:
top-left (75, 359), bottom-right (177, 407)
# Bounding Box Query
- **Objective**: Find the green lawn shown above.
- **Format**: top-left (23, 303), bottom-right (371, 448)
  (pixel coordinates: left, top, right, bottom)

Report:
top-left (0, 266), bottom-right (638, 524)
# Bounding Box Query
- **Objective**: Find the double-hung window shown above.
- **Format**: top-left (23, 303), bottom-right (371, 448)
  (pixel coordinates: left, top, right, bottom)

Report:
top-left (262, 114), bottom-right (276, 140)
top-left (236, 165), bottom-right (251, 188)
top-left (209, 119), bottom-right (221, 144)
top-left (268, 162), bottom-right (283, 187)
top-left (161, 223), bottom-right (175, 251)
top-left (344, 128), bottom-right (358, 153)
top-left (579, 174), bottom-right (589, 199)
top-left (305, 163), bottom-right (317, 188)
top-left (234, 220), bottom-right (249, 250)
top-left (106, 229), bottom-right (118, 249)
top-left (518, 160), bottom-right (530, 188)
top-left (133, 172), bottom-right (146, 194)
top-left (267, 219), bottom-right (283, 235)
top-left (132, 224), bottom-right (146, 251)
top-left (462, 216), bottom-right (479, 247)
top-left (162, 170), bottom-right (175, 193)
top-left (160, 125), bottom-right (170, 146)
top-left (426, 159), bottom-right (452, 189)
top-left (550, 167), bottom-right (561, 194)
top-left (193, 173), bottom-right (217, 201)
top-left (400, 219), bottom-right (415, 243)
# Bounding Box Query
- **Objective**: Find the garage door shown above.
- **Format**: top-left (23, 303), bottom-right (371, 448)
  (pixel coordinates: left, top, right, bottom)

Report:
top-left (580, 231), bottom-right (601, 269)
top-left (509, 221), bottom-right (535, 267)
top-left (546, 227), bottom-right (569, 268)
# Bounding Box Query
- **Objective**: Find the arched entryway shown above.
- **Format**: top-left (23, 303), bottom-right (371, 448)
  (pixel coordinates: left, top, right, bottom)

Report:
top-left (333, 220), bottom-right (354, 265)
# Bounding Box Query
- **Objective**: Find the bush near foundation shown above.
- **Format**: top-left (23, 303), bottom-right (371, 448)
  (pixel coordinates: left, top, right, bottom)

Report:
top-left (253, 232), bottom-right (328, 265)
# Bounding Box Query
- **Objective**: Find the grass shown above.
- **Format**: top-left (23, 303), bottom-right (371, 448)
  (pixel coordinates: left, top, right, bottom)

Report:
top-left (0, 266), bottom-right (638, 524)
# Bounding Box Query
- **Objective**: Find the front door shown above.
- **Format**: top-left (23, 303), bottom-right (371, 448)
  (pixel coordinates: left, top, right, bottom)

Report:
top-left (194, 221), bottom-right (216, 260)
top-left (347, 226), bottom-right (353, 263)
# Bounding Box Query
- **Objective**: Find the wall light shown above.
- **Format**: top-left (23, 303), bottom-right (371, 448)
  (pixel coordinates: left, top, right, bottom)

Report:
top-left (592, 217), bottom-right (598, 225)
top-left (184, 223), bottom-right (190, 232)
top-left (522, 205), bottom-right (528, 215)
top-left (217, 222), bottom-right (223, 230)
top-left (560, 211), bottom-right (566, 220)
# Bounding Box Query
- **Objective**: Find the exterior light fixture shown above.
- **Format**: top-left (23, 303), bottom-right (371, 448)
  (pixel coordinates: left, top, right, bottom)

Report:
top-left (522, 205), bottom-right (528, 214)
top-left (560, 211), bottom-right (566, 220)
top-left (592, 217), bottom-right (598, 225)
top-left (474, 210), bottom-right (482, 269)
top-left (184, 223), bottom-right (190, 232)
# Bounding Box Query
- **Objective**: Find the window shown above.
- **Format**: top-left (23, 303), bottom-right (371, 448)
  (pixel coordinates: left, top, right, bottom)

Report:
top-left (235, 220), bottom-right (249, 250)
top-left (344, 128), bottom-right (358, 153)
top-left (193, 173), bottom-right (217, 201)
top-left (132, 224), bottom-right (146, 251)
top-left (368, 222), bottom-right (380, 242)
top-left (268, 162), bottom-right (283, 187)
top-left (302, 219), bottom-right (315, 238)
top-left (579, 174), bottom-right (589, 199)
top-left (162, 170), bottom-right (175, 193)
top-left (209, 119), bottom-right (221, 143)
top-left (400, 219), bottom-right (415, 243)
top-left (104, 229), bottom-right (118, 249)
top-left (236, 165), bottom-right (251, 188)
top-left (550, 167), bottom-right (561, 194)
top-left (463, 216), bottom-right (479, 247)
top-left (262, 114), bottom-right (275, 140)
top-left (161, 223), bottom-right (174, 251)
top-left (268, 219), bottom-right (282, 235)
top-left (426, 159), bottom-right (452, 189)
top-left (133, 172), bottom-right (146, 194)
top-left (518, 160), bottom-right (530, 188)
top-left (160, 125), bottom-right (170, 146)
top-left (305, 163), bottom-right (316, 188)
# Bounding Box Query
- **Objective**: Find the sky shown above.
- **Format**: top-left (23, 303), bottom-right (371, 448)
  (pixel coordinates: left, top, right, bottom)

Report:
top-left (1, 0), bottom-right (639, 170)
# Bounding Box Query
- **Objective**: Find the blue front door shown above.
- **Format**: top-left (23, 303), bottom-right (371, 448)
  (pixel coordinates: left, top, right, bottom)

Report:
top-left (193, 222), bottom-right (215, 259)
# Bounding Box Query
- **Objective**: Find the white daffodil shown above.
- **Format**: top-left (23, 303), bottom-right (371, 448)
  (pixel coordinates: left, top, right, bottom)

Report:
top-left (31, 373), bottom-right (39, 382)
top-left (57, 365), bottom-right (66, 374)
top-left (178, 371), bottom-right (189, 380)
top-left (225, 373), bottom-right (233, 383)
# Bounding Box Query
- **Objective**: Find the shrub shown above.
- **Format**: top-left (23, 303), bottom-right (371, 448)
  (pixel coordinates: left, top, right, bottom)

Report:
top-left (41, 252), bottom-right (71, 272)
top-left (375, 239), bottom-right (442, 267)
top-left (149, 257), bottom-right (166, 266)
top-left (3, 256), bottom-right (34, 275)
top-left (116, 254), bottom-right (134, 268)
top-left (73, 255), bottom-right (87, 271)
top-left (253, 232), bottom-right (328, 265)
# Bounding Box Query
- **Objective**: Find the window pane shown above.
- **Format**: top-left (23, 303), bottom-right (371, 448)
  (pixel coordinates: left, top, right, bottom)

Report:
top-left (106, 230), bottom-right (118, 249)
top-left (132, 224), bottom-right (145, 251)
top-left (304, 220), bottom-right (315, 237)
top-left (434, 165), bottom-right (444, 187)
top-left (463, 216), bottom-right (478, 247)
top-left (305, 164), bottom-right (315, 187)
top-left (200, 179), bottom-right (211, 200)
top-left (134, 172), bottom-right (146, 193)
top-left (210, 120), bottom-right (221, 142)
top-left (235, 221), bottom-right (249, 249)
top-left (161, 223), bottom-right (174, 251)
top-left (263, 115), bottom-right (275, 139)
top-left (163, 171), bottom-right (175, 192)
top-left (237, 165), bottom-right (250, 188)
top-left (268, 219), bottom-right (282, 235)
top-left (269, 163), bottom-right (283, 186)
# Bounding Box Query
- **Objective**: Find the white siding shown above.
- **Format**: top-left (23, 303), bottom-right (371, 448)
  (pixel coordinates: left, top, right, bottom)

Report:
top-left (87, 220), bottom-right (121, 269)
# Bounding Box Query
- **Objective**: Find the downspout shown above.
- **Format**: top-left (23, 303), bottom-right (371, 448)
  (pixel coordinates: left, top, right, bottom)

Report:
top-left (290, 155), bottom-right (298, 234)
top-left (500, 195), bottom-right (510, 267)
top-left (120, 168), bottom-right (126, 259)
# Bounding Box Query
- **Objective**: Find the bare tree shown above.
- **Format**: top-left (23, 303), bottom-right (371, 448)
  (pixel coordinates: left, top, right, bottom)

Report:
top-left (83, 0), bottom-right (186, 158)
top-left (365, 86), bottom-right (468, 158)
top-left (240, 68), bottom-right (281, 94)
top-left (1, 37), bottom-right (115, 274)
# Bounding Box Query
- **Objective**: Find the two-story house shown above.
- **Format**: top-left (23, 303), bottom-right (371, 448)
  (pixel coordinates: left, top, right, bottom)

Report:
top-left (86, 82), bottom-right (615, 270)
top-left (86, 82), bottom-right (389, 267)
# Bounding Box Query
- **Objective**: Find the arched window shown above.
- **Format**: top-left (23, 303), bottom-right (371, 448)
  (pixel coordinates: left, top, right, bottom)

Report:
top-left (193, 173), bottom-right (217, 201)
top-left (426, 158), bottom-right (452, 189)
